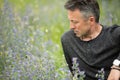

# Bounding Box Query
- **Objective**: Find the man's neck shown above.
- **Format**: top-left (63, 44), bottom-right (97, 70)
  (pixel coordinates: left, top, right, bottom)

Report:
top-left (80, 24), bottom-right (102, 41)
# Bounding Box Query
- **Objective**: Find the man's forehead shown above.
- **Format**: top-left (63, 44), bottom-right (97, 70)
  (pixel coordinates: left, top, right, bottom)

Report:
top-left (67, 9), bottom-right (81, 14)
top-left (67, 9), bottom-right (82, 19)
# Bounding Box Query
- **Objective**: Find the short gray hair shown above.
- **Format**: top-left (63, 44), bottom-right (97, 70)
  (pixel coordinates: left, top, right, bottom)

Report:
top-left (64, 0), bottom-right (100, 23)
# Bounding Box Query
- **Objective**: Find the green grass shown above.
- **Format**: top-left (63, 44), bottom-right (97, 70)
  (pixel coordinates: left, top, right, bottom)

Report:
top-left (0, 0), bottom-right (70, 79)
top-left (0, 0), bottom-right (120, 79)
top-left (5, 0), bottom-right (69, 66)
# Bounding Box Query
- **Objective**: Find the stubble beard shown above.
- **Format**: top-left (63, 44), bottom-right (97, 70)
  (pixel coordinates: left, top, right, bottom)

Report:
top-left (74, 30), bottom-right (84, 38)
top-left (74, 29), bottom-right (90, 39)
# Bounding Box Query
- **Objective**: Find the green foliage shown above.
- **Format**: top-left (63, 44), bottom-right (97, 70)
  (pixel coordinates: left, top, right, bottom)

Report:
top-left (96, 68), bottom-right (105, 80)
top-left (0, 0), bottom-right (72, 79)
top-left (72, 58), bottom-right (85, 80)
top-left (0, 0), bottom-right (120, 80)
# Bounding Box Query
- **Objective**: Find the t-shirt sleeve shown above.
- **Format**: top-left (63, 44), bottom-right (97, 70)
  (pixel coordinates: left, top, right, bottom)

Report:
top-left (61, 35), bottom-right (73, 75)
top-left (111, 24), bottom-right (120, 60)
top-left (117, 53), bottom-right (120, 60)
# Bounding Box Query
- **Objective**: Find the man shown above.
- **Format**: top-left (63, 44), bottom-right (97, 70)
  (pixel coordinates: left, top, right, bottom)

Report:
top-left (61, 0), bottom-right (120, 80)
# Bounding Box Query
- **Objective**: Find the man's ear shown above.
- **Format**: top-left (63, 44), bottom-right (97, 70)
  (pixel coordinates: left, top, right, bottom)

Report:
top-left (89, 16), bottom-right (95, 22)
top-left (88, 16), bottom-right (96, 25)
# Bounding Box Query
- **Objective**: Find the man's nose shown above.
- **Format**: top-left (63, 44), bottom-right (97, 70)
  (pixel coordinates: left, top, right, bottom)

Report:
top-left (70, 23), bottom-right (75, 29)
top-left (70, 26), bottom-right (75, 29)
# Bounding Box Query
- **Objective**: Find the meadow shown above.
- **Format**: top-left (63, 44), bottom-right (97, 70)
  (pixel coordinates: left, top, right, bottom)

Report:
top-left (0, 0), bottom-right (120, 80)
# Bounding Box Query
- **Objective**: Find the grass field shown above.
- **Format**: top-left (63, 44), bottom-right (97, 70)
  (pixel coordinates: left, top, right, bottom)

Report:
top-left (0, 0), bottom-right (120, 80)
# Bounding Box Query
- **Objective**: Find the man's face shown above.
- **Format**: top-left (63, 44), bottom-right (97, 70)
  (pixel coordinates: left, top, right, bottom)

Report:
top-left (68, 9), bottom-right (91, 37)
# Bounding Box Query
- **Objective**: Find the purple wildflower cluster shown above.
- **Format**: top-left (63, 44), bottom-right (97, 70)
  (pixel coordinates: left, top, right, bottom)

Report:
top-left (0, 0), bottom-right (71, 80)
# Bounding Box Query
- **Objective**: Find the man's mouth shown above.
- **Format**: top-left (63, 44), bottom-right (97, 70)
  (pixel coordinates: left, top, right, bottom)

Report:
top-left (74, 30), bottom-right (78, 34)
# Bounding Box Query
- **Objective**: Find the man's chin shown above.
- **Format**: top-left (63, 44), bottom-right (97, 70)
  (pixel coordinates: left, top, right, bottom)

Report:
top-left (75, 34), bottom-right (81, 38)
top-left (74, 32), bottom-right (82, 37)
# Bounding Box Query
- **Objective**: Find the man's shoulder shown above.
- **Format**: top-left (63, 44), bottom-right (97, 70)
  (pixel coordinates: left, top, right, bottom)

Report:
top-left (103, 24), bottom-right (120, 34)
top-left (61, 29), bottom-right (74, 42)
top-left (105, 24), bottom-right (120, 31)
top-left (104, 24), bottom-right (120, 42)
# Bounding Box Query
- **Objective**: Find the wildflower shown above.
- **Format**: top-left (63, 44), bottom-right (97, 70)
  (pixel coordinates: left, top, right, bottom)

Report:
top-left (72, 57), bottom-right (85, 80)
top-left (96, 68), bottom-right (105, 80)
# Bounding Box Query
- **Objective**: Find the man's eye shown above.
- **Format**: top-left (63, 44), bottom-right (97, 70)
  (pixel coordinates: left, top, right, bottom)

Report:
top-left (70, 20), bottom-right (78, 24)
top-left (73, 21), bottom-right (78, 24)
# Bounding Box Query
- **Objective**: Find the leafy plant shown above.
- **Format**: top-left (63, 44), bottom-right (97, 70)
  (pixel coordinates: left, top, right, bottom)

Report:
top-left (72, 57), bottom-right (85, 80)
top-left (96, 68), bottom-right (105, 80)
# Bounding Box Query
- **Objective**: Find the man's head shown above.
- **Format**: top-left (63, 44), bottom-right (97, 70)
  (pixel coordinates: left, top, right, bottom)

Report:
top-left (64, 0), bottom-right (100, 37)
top-left (65, 0), bottom-right (100, 23)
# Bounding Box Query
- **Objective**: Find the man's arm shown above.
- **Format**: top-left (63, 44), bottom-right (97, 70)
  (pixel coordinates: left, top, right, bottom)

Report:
top-left (61, 36), bottom-right (73, 75)
top-left (108, 25), bottom-right (120, 80)
top-left (107, 65), bottom-right (120, 80)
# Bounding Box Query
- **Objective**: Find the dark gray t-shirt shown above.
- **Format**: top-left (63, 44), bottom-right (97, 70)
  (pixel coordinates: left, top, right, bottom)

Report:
top-left (61, 25), bottom-right (120, 80)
